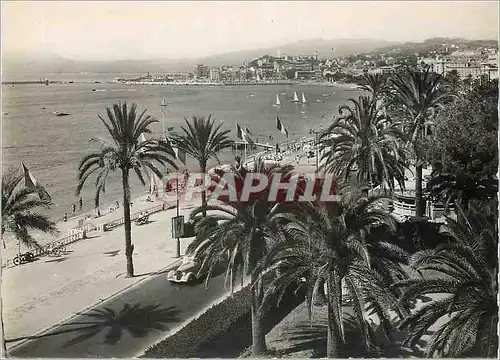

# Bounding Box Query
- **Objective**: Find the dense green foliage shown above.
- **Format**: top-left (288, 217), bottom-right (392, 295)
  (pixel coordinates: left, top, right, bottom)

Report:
top-left (395, 200), bottom-right (498, 357)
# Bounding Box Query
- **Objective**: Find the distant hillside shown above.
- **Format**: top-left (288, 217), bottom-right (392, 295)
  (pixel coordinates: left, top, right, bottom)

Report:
top-left (2, 38), bottom-right (398, 75)
top-left (367, 37), bottom-right (498, 57)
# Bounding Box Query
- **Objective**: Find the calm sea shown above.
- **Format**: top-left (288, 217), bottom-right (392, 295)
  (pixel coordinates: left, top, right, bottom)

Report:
top-left (2, 76), bottom-right (362, 220)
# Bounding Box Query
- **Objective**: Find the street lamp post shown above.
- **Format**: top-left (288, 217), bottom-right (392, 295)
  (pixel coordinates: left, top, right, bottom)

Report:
top-left (175, 174), bottom-right (180, 258)
top-left (310, 127), bottom-right (323, 173)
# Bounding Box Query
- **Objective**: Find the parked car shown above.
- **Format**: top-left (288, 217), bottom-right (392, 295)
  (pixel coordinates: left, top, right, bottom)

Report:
top-left (167, 255), bottom-right (208, 284)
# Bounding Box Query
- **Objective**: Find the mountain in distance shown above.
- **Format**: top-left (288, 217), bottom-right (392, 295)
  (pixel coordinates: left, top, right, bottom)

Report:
top-left (2, 38), bottom-right (398, 75)
top-left (364, 37), bottom-right (498, 57)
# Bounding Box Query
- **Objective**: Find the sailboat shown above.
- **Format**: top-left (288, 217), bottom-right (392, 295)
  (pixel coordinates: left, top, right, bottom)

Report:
top-left (301, 92), bottom-right (308, 104)
top-left (160, 97), bottom-right (167, 106)
top-left (291, 91), bottom-right (300, 103)
top-left (273, 94), bottom-right (281, 107)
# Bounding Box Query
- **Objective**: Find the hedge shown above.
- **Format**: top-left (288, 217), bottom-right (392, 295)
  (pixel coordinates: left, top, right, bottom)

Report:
top-left (141, 284), bottom-right (252, 358)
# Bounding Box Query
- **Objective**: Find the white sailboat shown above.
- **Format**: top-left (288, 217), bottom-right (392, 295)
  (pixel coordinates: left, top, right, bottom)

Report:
top-left (273, 94), bottom-right (281, 107)
top-left (291, 91), bottom-right (300, 103)
top-left (301, 92), bottom-right (308, 104)
top-left (160, 97), bottom-right (167, 106)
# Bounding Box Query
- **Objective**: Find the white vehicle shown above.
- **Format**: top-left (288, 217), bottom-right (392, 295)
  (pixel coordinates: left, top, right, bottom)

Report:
top-left (167, 256), bottom-right (208, 284)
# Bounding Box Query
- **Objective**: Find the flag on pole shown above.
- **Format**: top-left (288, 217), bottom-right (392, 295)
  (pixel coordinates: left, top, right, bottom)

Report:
top-left (167, 126), bottom-right (175, 132)
top-left (276, 117), bottom-right (288, 137)
top-left (21, 162), bottom-right (51, 202)
top-left (236, 123), bottom-right (254, 145)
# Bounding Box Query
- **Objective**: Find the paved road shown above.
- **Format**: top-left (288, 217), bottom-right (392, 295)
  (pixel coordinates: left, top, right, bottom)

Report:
top-left (8, 269), bottom-right (228, 358)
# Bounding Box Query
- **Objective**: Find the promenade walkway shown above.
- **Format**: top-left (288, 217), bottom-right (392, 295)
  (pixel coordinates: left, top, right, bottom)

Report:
top-left (2, 195), bottom-right (198, 348)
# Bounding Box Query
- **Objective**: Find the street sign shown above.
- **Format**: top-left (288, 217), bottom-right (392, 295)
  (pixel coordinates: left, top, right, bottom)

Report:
top-left (171, 215), bottom-right (184, 238)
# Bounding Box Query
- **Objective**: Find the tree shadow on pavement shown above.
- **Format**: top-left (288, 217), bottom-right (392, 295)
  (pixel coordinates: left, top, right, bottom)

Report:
top-left (7, 303), bottom-right (181, 348)
top-left (44, 257), bottom-right (68, 264)
top-left (103, 250), bottom-right (120, 257)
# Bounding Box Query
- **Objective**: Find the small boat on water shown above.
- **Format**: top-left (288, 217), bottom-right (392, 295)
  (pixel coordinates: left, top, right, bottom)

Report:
top-left (160, 97), bottom-right (167, 106)
top-left (53, 111), bottom-right (71, 116)
top-left (291, 91), bottom-right (300, 103)
top-left (322, 93), bottom-right (331, 97)
top-left (273, 94), bottom-right (281, 107)
top-left (280, 92), bottom-right (286, 95)
top-left (316, 99), bottom-right (324, 103)
top-left (301, 92), bottom-right (308, 104)
top-left (247, 94), bottom-right (255, 97)
top-left (92, 89), bottom-right (96, 91)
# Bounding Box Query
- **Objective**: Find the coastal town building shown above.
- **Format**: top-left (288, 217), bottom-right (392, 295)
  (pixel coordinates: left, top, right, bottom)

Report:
top-left (209, 68), bottom-right (220, 82)
top-left (194, 64), bottom-right (209, 79)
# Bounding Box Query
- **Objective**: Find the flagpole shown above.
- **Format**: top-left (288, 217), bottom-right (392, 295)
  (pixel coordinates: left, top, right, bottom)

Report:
top-left (162, 110), bottom-right (165, 139)
top-left (244, 142), bottom-right (247, 165)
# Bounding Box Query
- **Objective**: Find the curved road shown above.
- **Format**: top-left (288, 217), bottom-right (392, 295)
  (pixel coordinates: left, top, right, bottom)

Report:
top-left (8, 271), bottom-right (228, 358)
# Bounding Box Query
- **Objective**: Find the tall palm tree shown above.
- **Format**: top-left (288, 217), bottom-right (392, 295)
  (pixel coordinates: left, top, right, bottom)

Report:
top-left (389, 67), bottom-right (456, 216)
top-left (393, 200), bottom-right (498, 357)
top-left (76, 102), bottom-right (177, 277)
top-left (186, 158), bottom-right (294, 356)
top-left (319, 95), bottom-right (407, 192)
top-left (1, 167), bottom-right (59, 354)
top-left (172, 115), bottom-right (233, 216)
top-left (261, 199), bottom-right (401, 357)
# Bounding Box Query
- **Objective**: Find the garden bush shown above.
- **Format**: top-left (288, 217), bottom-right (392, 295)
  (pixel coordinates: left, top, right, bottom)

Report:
top-left (141, 285), bottom-right (252, 358)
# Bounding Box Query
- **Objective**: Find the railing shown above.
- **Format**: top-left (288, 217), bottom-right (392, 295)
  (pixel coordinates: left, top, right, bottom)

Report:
top-left (101, 203), bottom-right (166, 232)
top-left (3, 202), bottom-right (171, 268)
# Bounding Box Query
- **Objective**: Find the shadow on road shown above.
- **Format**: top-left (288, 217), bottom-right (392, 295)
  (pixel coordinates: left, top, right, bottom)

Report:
top-left (7, 303), bottom-right (181, 349)
top-left (103, 250), bottom-right (120, 257)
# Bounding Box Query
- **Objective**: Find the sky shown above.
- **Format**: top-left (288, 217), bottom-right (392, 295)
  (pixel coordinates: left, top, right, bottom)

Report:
top-left (2, 1), bottom-right (498, 61)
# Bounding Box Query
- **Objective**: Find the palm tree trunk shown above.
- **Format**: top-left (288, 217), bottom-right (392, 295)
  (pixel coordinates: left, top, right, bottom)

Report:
top-left (251, 277), bottom-right (267, 356)
top-left (121, 169), bottom-right (134, 278)
top-left (326, 300), bottom-right (342, 358)
top-left (414, 163), bottom-right (425, 217)
top-left (201, 165), bottom-right (207, 217)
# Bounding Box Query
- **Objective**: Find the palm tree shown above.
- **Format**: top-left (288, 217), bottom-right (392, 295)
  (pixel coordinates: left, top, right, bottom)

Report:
top-left (389, 67), bottom-right (456, 216)
top-left (172, 115), bottom-right (233, 216)
top-left (2, 167), bottom-right (58, 249)
top-left (393, 200), bottom-right (498, 357)
top-left (76, 102), bottom-right (177, 277)
top-left (339, 185), bottom-right (411, 317)
top-left (1, 167), bottom-right (59, 354)
top-left (319, 95), bottom-right (407, 193)
top-left (186, 158), bottom-right (295, 356)
top-left (359, 73), bottom-right (387, 100)
top-left (261, 199), bottom-right (401, 357)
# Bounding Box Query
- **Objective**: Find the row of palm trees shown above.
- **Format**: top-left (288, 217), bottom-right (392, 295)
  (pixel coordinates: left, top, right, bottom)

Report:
top-left (180, 69), bottom-right (496, 357)
top-left (2, 67), bottom-right (495, 357)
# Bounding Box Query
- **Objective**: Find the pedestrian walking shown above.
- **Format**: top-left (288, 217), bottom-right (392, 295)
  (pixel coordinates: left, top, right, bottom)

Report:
top-left (64, 213), bottom-right (68, 222)
top-left (79, 197), bottom-right (83, 210)
top-left (72, 203), bottom-right (76, 213)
